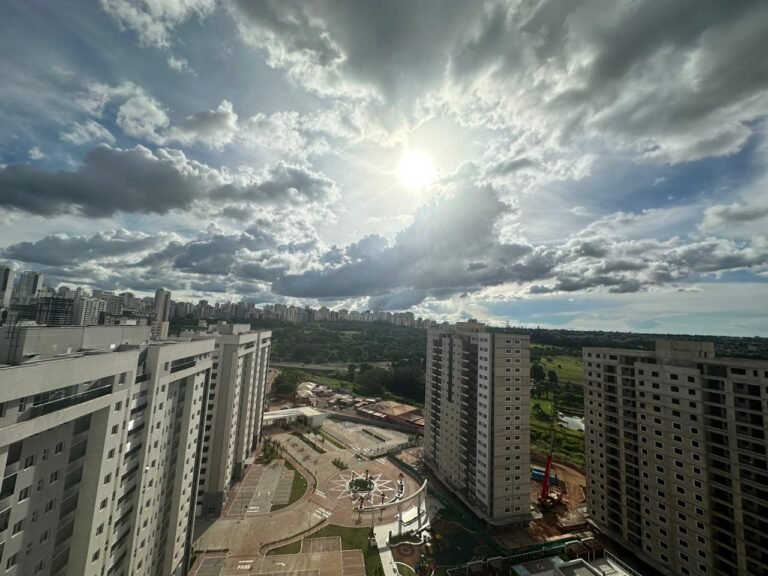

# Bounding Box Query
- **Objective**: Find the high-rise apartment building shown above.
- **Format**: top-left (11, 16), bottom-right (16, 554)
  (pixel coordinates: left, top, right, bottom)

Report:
top-left (73, 297), bottom-right (107, 326)
top-left (0, 267), bottom-right (14, 309)
top-left (423, 321), bottom-right (531, 525)
top-left (584, 339), bottom-right (768, 576)
top-left (192, 324), bottom-right (272, 517)
top-left (0, 325), bottom-right (214, 576)
top-left (154, 289), bottom-right (171, 323)
top-left (14, 271), bottom-right (43, 300)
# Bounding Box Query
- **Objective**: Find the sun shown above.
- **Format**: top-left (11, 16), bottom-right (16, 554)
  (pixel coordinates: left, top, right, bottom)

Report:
top-left (396, 149), bottom-right (436, 190)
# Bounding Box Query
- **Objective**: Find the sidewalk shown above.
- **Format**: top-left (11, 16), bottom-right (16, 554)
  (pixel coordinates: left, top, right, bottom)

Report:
top-left (373, 502), bottom-right (433, 576)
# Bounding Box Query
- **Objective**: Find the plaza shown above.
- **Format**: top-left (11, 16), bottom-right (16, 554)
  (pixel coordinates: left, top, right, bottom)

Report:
top-left (190, 419), bottom-right (427, 576)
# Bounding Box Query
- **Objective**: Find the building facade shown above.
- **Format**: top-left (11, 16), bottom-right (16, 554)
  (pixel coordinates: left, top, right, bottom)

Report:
top-left (14, 272), bottom-right (44, 301)
top-left (0, 267), bottom-right (14, 309)
top-left (154, 289), bottom-right (171, 323)
top-left (194, 324), bottom-right (271, 517)
top-left (584, 339), bottom-right (768, 576)
top-left (0, 326), bottom-right (214, 576)
top-left (423, 321), bottom-right (531, 525)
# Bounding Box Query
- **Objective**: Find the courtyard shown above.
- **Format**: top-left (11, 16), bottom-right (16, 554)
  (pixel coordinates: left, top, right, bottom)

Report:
top-left (191, 419), bottom-right (425, 576)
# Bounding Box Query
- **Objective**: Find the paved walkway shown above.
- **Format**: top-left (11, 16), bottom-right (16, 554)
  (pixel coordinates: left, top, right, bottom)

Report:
top-left (192, 425), bottom-right (426, 576)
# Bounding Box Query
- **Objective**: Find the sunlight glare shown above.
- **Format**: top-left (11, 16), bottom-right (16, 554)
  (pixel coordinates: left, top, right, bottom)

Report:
top-left (396, 149), bottom-right (436, 190)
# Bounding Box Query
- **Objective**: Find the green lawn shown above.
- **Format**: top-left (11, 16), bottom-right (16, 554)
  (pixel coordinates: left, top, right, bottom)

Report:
top-left (397, 564), bottom-right (417, 576)
top-left (310, 374), bottom-right (354, 389)
top-left (311, 524), bottom-right (382, 576)
top-left (531, 419), bottom-right (585, 468)
top-left (530, 397), bottom-right (585, 467)
top-left (536, 353), bottom-right (584, 385)
top-left (271, 460), bottom-right (308, 511)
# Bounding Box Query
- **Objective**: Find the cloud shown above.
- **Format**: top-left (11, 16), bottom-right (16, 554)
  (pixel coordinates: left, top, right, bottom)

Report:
top-left (167, 100), bottom-right (238, 149)
top-left (701, 202), bottom-right (768, 231)
top-left (116, 92), bottom-right (170, 141)
top-left (100, 0), bottom-right (216, 49)
top-left (229, 1), bottom-right (768, 163)
top-left (28, 147), bottom-right (45, 160)
top-left (209, 161), bottom-right (339, 205)
top-left (3, 230), bottom-right (176, 266)
top-left (60, 119), bottom-right (116, 145)
top-left (0, 144), bottom-right (339, 217)
top-left (167, 55), bottom-right (194, 74)
top-left (272, 180), bottom-right (552, 302)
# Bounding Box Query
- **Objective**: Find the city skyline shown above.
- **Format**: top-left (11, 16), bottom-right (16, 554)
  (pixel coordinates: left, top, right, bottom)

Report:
top-left (1, 1), bottom-right (768, 337)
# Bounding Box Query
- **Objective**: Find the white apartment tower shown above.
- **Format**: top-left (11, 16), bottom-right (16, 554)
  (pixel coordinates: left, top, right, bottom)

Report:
top-left (584, 339), bottom-right (768, 576)
top-left (423, 321), bottom-right (531, 525)
top-left (0, 267), bottom-right (14, 309)
top-left (0, 325), bottom-right (213, 576)
top-left (195, 324), bottom-right (271, 517)
top-left (154, 289), bottom-right (171, 323)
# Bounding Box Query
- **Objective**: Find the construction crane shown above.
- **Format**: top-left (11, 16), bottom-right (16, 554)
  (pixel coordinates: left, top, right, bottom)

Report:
top-left (539, 389), bottom-right (562, 508)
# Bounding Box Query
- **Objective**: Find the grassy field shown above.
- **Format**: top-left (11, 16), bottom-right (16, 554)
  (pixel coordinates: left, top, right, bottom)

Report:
top-left (535, 350), bottom-right (584, 385)
top-left (271, 460), bottom-right (308, 511)
top-left (305, 374), bottom-right (354, 389)
top-left (530, 418), bottom-right (585, 468)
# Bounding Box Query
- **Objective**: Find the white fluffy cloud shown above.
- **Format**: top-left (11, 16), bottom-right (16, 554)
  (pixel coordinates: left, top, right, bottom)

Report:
top-left (100, 0), bottom-right (216, 49)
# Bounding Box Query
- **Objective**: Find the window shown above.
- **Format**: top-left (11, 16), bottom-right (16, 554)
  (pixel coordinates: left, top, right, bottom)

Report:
top-left (18, 486), bottom-right (31, 501)
top-left (99, 498), bottom-right (108, 510)
top-left (12, 519), bottom-right (23, 535)
top-left (54, 442), bottom-right (64, 454)
top-left (6, 554), bottom-right (18, 569)
top-left (50, 470), bottom-right (60, 483)
top-left (24, 455), bottom-right (35, 468)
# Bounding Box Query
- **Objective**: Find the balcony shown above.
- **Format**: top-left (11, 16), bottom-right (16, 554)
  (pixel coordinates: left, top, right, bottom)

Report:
top-left (27, 384), bottom-right (113, 419)
top-left (170, 359), bottom-right (197, 373)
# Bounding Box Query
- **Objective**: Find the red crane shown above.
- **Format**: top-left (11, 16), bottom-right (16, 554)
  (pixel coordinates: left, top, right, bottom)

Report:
top-left (540, 392), bottom-right (558, 502)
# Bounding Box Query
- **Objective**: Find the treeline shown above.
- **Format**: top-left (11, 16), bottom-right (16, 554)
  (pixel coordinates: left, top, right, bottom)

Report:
top-left (272, 361), bottom-right (425, 405)
top-left (251, 320), bottom-right (427, 365)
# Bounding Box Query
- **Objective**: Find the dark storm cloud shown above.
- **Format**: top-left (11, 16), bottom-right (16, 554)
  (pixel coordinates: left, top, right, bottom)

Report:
top-left (0, 145), bottom-right (202, 216)
top-left (0, 146), bottom-right (338, 217)
top-left (2, 230), bottom-right (172, 267)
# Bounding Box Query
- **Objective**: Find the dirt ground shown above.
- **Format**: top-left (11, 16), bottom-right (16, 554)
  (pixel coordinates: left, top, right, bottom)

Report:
top-left (526, 458), bottom-right (588, 541)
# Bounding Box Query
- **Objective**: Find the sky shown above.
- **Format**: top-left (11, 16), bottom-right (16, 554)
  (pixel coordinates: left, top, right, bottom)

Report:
top-left (1, 0), bottom-right (767, 336)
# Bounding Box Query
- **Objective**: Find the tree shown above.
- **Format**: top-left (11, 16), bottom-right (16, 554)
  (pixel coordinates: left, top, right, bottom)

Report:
top-left (273, 370), bottom-right (305, 396)
top-left (547, 369), bottom-right (559, 386)
top-left (357, 367), bottom-right (388, 396)
top-left (347, 363), bottom-right (357, 381)
top-left (547, 369), bottom-right (559, 399)
top-left (530, 363), bottom-right (546, 382)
